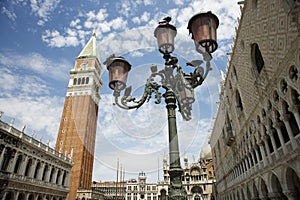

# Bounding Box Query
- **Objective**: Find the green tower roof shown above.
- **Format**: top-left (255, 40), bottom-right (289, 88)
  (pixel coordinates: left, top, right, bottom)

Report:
top-left (77, 30), bottom-right (100, 61)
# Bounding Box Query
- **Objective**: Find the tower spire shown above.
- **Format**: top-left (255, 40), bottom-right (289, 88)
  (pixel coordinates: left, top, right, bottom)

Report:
top-left (77, 30), bottom-right (99, 61)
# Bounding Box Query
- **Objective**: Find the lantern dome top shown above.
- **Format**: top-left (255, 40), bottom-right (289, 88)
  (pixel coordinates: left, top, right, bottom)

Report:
top-left (187, 11), bottom-right (219, 34)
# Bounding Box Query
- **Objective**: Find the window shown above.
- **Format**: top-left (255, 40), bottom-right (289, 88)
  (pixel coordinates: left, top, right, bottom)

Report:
top-left (73, 78), bottom-right (77, 85)
top-left (14, 155), bottom-right (23, 174)
top-left (235, 90), bottom-right (244, 114)
top-left (251, 43), bottom-right (264, 74)
top-left (252, 0), bottom-right (257, 9)
top-left (86, 77), bottom-right (89, 84)
top-left (24, 158), bottom-right (33, 177)
top-left (232, 65), bottom-right (238, 80)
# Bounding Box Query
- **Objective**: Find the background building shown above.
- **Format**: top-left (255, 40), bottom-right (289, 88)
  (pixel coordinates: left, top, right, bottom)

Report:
top-left (209, 0), bottom-right (300, 199)
top-left (55, 31), bottom-right (102, 200)
top-left (0, 114), bottom-right (72, 200)
top-left (158, 148), bottom-right (216, 200)
top-left (91, 181), bottom-right (126, 200)
top-left (91, 172), bottom-right (157, 200)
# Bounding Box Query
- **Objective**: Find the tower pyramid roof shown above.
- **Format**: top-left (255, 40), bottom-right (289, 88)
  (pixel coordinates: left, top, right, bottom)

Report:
top-left (77, 30), bottom-right (100, 61)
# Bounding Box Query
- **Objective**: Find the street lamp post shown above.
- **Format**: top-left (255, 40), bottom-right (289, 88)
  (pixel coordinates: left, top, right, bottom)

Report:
top-left (105, 11), bottom-right (219, 200)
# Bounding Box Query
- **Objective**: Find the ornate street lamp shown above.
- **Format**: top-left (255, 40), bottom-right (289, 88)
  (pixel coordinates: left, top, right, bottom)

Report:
top-left (105, 12), bottom-right (219, 200)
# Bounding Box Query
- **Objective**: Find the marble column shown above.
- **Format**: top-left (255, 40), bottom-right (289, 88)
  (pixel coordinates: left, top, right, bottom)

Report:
top-left (273, 122), bottom-right (288, 154)
top-left (268, 130), bottom-right (279, 160)
top-left (288, 105), bottom-right (300, 129)
top-left (281, 114), bottom-right (298, 149)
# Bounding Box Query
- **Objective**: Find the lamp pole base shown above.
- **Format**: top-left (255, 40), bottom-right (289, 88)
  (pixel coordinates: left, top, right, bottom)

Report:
top-left (168, 168), bottom-right (187, 200)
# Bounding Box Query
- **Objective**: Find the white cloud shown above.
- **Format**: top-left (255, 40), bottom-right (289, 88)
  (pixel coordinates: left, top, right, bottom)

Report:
top-left (173, 0), bottom-right (184, 6)
top-left (1, 6), bottom-right (17, 21)
top-left (0, 96), bottom-right (64, 147)
top-left (42, 29), bottom-right (81, 47)
top-left (70, 18), bottom-right (80, 27)
top-left (0, 52), bottom-right (70, 80)
top-left (143, 0), bottom-right (155, 6)
top-left (30, 0), bottom-right (61, 26)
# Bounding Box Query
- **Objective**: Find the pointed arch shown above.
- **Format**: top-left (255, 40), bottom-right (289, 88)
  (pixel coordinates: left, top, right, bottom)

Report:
top-left (284, 167), bottom-right (300, 197)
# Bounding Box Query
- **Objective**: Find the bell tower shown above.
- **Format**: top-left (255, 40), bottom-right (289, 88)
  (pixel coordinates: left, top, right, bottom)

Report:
top-left (55, 31), bottom-right (102, 200)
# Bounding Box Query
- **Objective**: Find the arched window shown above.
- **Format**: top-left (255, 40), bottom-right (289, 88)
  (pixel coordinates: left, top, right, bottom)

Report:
top-left (28, 194), bottom-right (34, 200)
top-left (233, 65), bottom-right (238, 80)
top-left (235, 90), bottom-right (244, 114)
top-left (34, 162), bottom-right (41, 178)
top-left (82, 77), bottom-right (85, 85)
top-left (78, 78), bottom-right (81, 85)
top-left (42, 165), bottom-right (48, 181)
top-left (86, 77), bottom-right (89, 84)
top-left (73, 78), bottom-right (77, 85)
top-left (14, 155), bottom-right (22, 174)
top-left (160, 189), bottom-right (167, 200)
top-left (251, 43), bottom-right (264, 74)
top-left (24, 158), bottom-right (33, 177)
top-left (49, 168), bottom-right (54, 182)
top-left (56, 170), bottom-right (61, 184)
top-left (62, 171), bottom-right (67, 186)
top-left (1, 147), bottom-right (13, 171)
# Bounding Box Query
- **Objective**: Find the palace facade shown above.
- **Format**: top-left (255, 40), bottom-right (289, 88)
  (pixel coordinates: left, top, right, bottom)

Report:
top-left (209, 0), bottom-right (300, 199)
top-left (0, 114), bottom-right (72, 200)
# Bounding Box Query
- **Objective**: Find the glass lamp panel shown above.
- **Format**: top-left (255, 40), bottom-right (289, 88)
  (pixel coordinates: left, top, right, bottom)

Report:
top-left (179, 86), bottom-right (195, 104)
top-left (154, 24), bottom-right (177, 54)
top-left (108, 59), bottom-right (131, 90)
top-left (188, 12), bottom-right (219, 53)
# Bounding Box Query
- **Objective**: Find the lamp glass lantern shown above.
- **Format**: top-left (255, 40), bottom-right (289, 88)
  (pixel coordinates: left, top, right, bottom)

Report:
top-left (107, 57), bottom-right (131, 90)
top-left (154, 23), bottom-right (177, 54)
top-left (179, 76), bottom-right (195, 104)
top-left (188, 11), bottom-right (219, 54)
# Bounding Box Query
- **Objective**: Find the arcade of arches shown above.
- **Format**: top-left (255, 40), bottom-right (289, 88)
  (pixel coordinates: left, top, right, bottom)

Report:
top-left (0, 119), bottom-right (72, 200)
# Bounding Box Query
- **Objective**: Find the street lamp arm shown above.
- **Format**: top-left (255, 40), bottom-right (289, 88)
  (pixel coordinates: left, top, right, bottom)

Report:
top-left (112, 69), bottom-right (164, 110)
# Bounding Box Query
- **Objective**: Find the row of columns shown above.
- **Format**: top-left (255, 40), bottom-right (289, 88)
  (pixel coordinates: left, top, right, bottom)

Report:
top-left (1, 191), bottom-right (65, 200)
top-left (0, 145), bottom-right (70, 187)
top-left (216, 79), bottom-right (300, 199)
top-left (226, 95), bottom-right (300, 183)
top-left (218, 183), bottom-right (299, 200)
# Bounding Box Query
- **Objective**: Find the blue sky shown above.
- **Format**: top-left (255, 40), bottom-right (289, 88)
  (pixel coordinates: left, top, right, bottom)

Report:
top-left (0, 0), bottom-right (240, 182)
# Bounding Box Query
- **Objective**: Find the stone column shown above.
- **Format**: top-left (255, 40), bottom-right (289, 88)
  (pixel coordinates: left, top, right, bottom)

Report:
top-left (57, 170), bottom-right (64, 185)
top-left (0, 146), bottom-right (5, 169)
top-left (262, 136), bottom-right (271, 162)
top-left (254, 147), bottom-right (261, 168)
top-left (250, 151), bottom-right (256, 170)
top-left (273, 122), bottom-right (288, 154)
top-left (19, 155), bottom-right (28, 175)
top-left (45, 165), bottom-right (52, 182)
top-left (244, 157), bottom-right (249, 172)
top-left (289, 105), bottom-right (300, 129)
top-left (51, 168), bottom-right (58, 183)
top-left (14, 191), bottom-right (19, 200)
top-left (37, 162), bottom-right (45, 180)
top-left (258, 142), bottom-right (267, 167)
top-left (29, 159), bottom-right (37, 178)
top-left (281, 114), bottom-right (298, 149)
top-left (268, 130), bottom-right (279, 160)
top-left (7, 151), bottom-right (18, 173)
